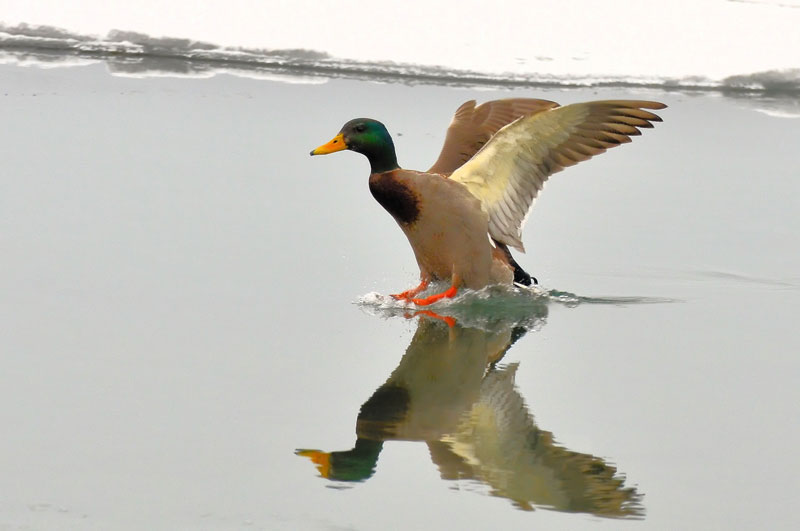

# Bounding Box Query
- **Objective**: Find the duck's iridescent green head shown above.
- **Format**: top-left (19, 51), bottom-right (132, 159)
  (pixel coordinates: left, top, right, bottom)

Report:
top-left (310, 118), bottom-right (399, 174)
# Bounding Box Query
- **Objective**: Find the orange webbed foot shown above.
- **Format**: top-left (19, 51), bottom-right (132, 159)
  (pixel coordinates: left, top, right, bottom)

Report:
top-left (411, 284), bottom-right (458, 306)
top-left (391, 279), bottom-right (429, 301)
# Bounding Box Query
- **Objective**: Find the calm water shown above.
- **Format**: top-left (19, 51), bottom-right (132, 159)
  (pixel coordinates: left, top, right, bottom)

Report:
top-left (1, 64), bottom-right (799, 530)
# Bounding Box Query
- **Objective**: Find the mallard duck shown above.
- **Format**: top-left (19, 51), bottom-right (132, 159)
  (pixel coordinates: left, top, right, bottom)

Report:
top-left (311, 98), bottom-right (665, 305)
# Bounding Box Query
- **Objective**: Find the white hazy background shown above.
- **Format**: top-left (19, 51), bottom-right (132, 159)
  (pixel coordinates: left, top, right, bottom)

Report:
top-left (2, 0), bottom-right (799, 83)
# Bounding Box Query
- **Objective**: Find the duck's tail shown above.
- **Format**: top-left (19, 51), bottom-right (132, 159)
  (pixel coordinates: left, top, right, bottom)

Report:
top-left (494, 241), bottom-right (537, 287)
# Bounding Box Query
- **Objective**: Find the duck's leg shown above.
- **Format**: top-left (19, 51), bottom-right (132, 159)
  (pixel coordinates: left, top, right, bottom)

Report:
top-left (411, 274), bottom-right (460, 306)
top-left (391, 276), bottom-right (430, 300)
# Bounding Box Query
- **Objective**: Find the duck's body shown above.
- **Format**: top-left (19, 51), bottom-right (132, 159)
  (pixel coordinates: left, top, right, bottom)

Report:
top-left (312, 98), bottom-right (665, 305)
top-left (369, 169), bottom-right (512, 290)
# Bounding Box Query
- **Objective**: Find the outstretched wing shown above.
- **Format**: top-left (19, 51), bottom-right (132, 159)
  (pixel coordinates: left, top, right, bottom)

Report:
top-left (450, 100), bottom-right (666, 252)
top-left (428, 98), bottom-right (559, 175)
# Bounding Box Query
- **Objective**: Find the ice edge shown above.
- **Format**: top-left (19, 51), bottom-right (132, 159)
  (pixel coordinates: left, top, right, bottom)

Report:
top-left (2, 23), bottom-right (799, 96)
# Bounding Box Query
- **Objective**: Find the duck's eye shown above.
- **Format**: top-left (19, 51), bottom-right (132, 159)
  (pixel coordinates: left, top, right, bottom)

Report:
top-left (354, 124), bottom-right (366, 133)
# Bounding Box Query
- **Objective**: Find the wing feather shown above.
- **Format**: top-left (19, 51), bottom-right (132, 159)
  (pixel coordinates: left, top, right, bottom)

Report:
top-left (450, 100), bottom-right (666, 252)
top-left (428, 98), bottom-right (560, 174)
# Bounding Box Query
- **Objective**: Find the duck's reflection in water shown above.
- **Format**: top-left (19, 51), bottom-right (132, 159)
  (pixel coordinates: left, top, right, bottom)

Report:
top-left (297, 309), bottom-right (642, 517)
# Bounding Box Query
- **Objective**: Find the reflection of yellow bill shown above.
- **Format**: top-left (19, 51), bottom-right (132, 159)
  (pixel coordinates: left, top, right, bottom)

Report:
top-left (295, 449), bottom-right (331, 478)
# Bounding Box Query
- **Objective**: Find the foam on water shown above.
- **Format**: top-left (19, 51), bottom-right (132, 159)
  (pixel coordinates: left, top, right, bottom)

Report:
top-left (356, 284), bottom-right (675, 332)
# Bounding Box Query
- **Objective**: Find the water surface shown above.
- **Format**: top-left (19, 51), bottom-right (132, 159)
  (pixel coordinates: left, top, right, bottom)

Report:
top-left (1, 63), bottom-right (799, 530)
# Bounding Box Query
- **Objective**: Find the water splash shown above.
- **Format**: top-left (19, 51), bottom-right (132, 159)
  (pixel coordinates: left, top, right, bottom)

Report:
top-left (356, 284), bottom-right (675, 331)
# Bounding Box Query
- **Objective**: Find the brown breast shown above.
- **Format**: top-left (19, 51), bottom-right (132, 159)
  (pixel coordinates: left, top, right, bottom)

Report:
top-left (368, 171), bottom-right (421, 225)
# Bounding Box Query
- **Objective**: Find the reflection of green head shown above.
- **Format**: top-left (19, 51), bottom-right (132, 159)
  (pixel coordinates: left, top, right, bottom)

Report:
top-left (296, 439), bottom-right (383, 482)
top-left (297, 383), bottom-right (410, 482)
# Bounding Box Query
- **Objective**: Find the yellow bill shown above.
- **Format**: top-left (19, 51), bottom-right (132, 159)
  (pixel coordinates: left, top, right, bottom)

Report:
top-left (310, 133), bottom-right (347, 156)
